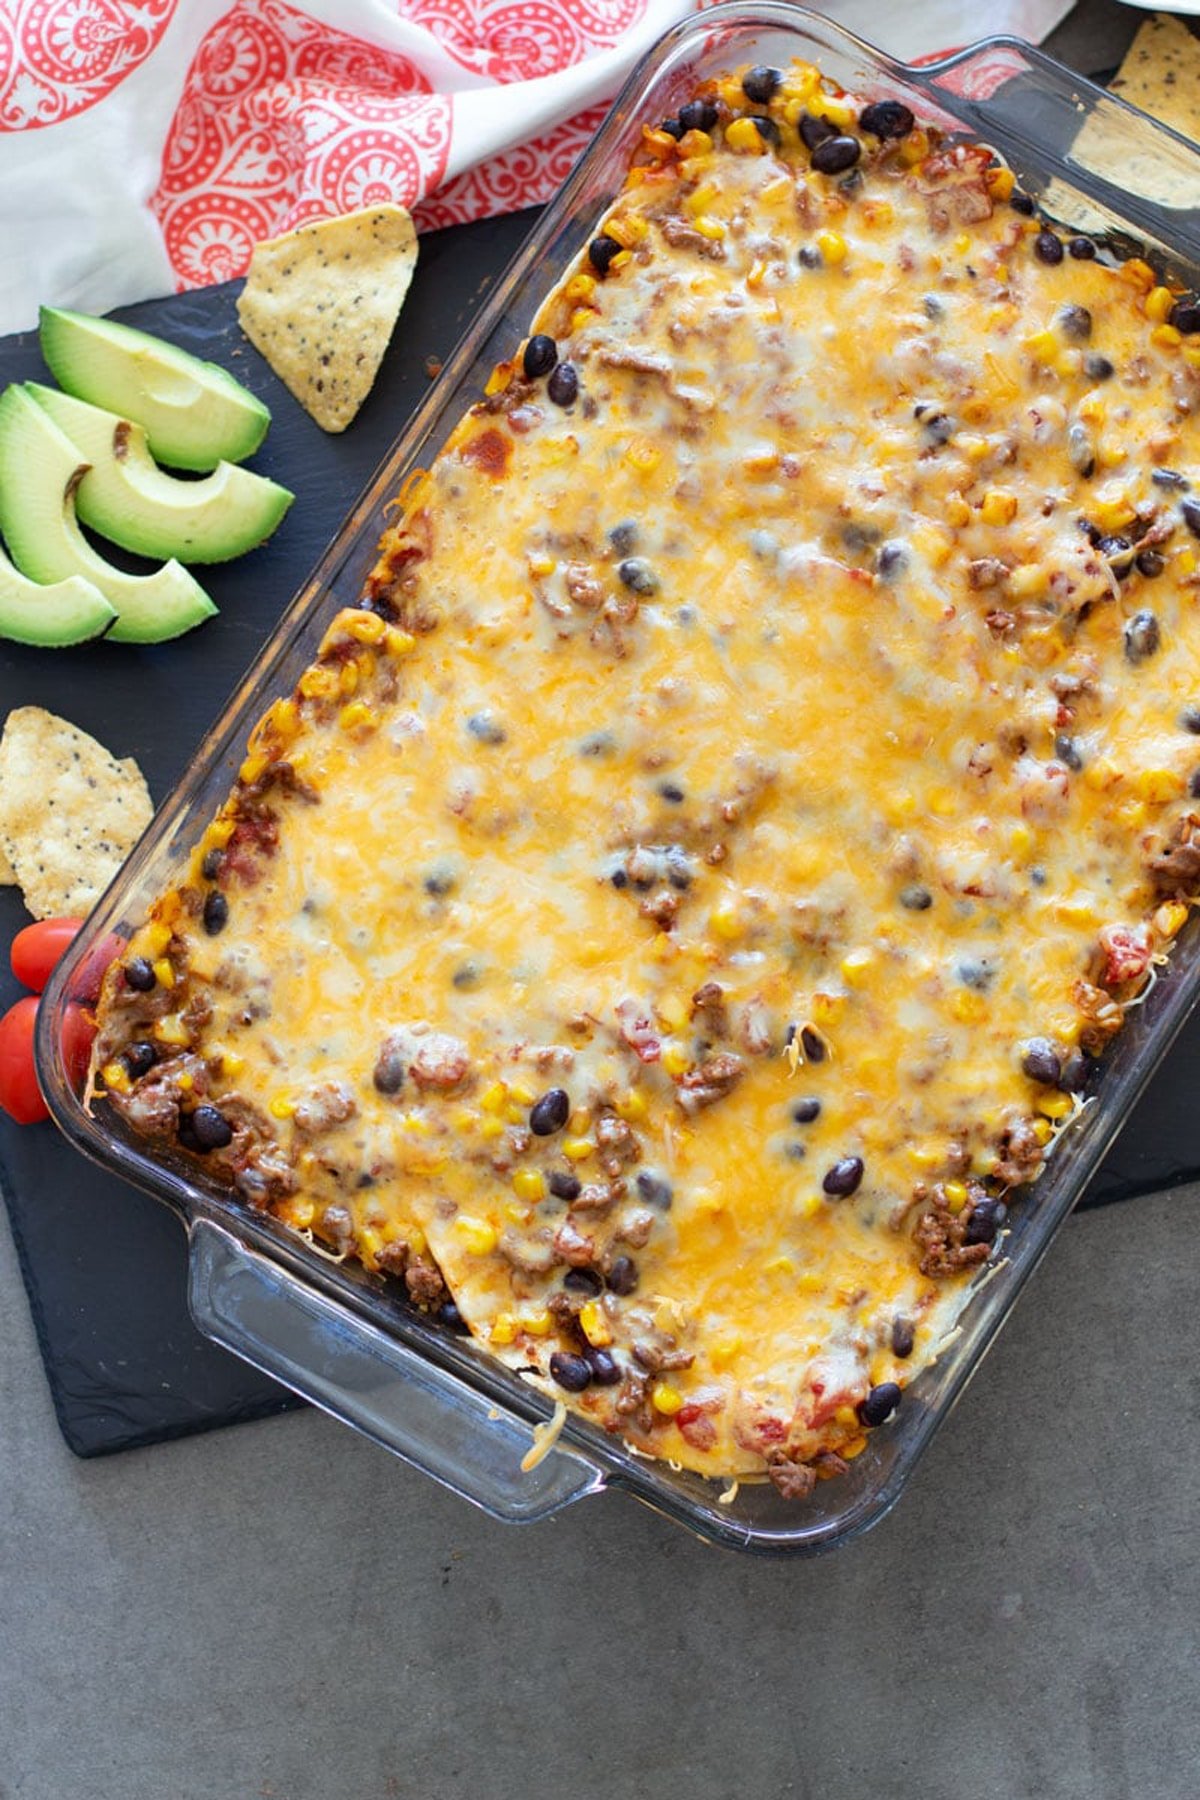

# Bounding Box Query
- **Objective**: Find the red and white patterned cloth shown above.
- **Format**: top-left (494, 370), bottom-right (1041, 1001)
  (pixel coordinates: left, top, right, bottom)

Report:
top-left (0, 0), bottom-right (1070, 332)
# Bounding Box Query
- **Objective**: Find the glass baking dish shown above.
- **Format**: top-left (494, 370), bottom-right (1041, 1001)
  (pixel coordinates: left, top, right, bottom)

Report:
top-left (35, 4), bottom-right (1200, 1554)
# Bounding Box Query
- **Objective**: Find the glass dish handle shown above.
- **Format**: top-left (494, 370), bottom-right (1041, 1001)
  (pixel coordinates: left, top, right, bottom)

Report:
top-left (187, 1218), bottom-right (604, 1523)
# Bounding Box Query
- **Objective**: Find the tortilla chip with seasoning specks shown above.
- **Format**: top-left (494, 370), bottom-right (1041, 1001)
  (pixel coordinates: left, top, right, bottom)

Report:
top-left (0, 707), bottom-right (152, 919)
top-left (1044, 14), bottom-right (1200, 226)
top-left (236, 205), bottom-right (418, 433)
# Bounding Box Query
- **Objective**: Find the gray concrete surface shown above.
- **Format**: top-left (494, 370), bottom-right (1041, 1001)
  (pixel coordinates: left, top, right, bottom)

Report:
top-left (2, 1184), bottom-right (1196, 1800)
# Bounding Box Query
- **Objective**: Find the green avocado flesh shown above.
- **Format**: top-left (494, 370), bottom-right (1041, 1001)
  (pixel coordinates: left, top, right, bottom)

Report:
top-left (0, 386), bottom-right (217, 644)
top-left (0, 538), bottom-right (115, 647)
top-left (27, 384), bottom-right (293, 563)
top-left (39, 305), bottom-right (270, 472)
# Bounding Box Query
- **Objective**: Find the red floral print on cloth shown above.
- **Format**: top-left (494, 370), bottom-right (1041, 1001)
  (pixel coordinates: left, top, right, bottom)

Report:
top-left (0, 0), bottom-right (177, 132)
top-left (150, 0), bottom-right (450, 290)
top-left (406, 0), bottom-right (647, 83)
top-left (413, 102), bottom-right (608, 231)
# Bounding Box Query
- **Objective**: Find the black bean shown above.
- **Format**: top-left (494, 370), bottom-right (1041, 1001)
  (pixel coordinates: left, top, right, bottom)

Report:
top-left (564, 1267), bottom-right (603, 1295)
top-left (823, 1156), bottom-right (864, 1197)
top-left (859, 1382), bottom-right (901, 1427)
top-left (1057, 303), bottom-right (1092, 341)
top-left (522, 333), bottom-right (557, 379)
top-left (530, 1087), bottom-right (570, 1136)
top-left (373, 1046), bottom-right (405, 1095)
top-left (1125, 609), bottom-right (1160, 662)
top-left (923, 293), bottom-right (944, 320)
top-left (451, 962), bottom-right (481, 991)
top-left (1083, 353), bottom-right (1114, 381)
top-left (636, 1170), bottom-right (673, 1209)
top-left (1169, 295), bottom-right (1200, 334)
top-left (900, 883), bottom-right (932, 911)
top-left (586, 1347), bottom-right (622, 1385)
top-left (438, 1299), bottom-right (470, 1335)
top-left (547, 362), bottom-right (578, 407)
top-left (785, 1142), bottom-right (807, 1162)
top-left (610, 868), bottom-right (628, 890)
top-left (792, 1097), bottom-right (821, 1124)
top-left (200, 847), bottom-right (224, 881)
top-left (858, 98), bottom-right (914, 139)
top-left (876, 541), bottom-right (907, 579)
top-left (176, 1114), bottom-right (200, 1152)
top-left (678, 97), bottom-right (717, 134)
top-left (964, 1197), bottom-right (1007, 1245)
top-left (467, 711), bottom-right (506, 745)
top-left (800, 1025), bottom-right (826, 1063)
top-left (1022, 1038), bottom-right (1062, 1085)
top-left (1182, 498), bottom-right (1200, 539)
top-left (1009, 189), bottom-right (1035, 215)
top-left (659, 116), bottom-right (685, 140)
top-left (1058, 1051), bottom-right (1089, 1093)
top-left (665, 847), bottom-right (692, 890)
top-left (891, 1316), bottom-right (915, 1359)
top-left (549, 1350), bottom-right (592, 1392)
top-left (1181, 705), bottom-right (1200, 734)
top-left (1054, 733), bottom-right (1083, 772)
top-left (618, 557), bottom-right (659, 596)
top-left (609, 520), bottom-right (638, 555)
top-left (742, 64), bottom-right (782, 104)
top-left (122, 1041), bottom-right (157, 1079)
top-left (797, 244), bottom-right (822, 269)
top-left (1068, 235), bottom-right (1097, 259)
top-left (658, 781), bottom-right (684, 803)
top-left (1097, 534), bottom-right (1135, 577)
top-left (811, 134), bottom-right (860, 175)
top-left (842, 521), bottom-right (881, 552)
top-left (1152, 467), bottom-right (1190, 491)
top-left (748, 113), bottom-right (781, 146)
top-left (202, 889), bottom-right (229, 936)
top-left (588, 234), bottom-right (621, 275)
top-left (606, 1255), bottom-right (639, 1295)
top-left (917, 408), bottom-right (954, 447)
top-left (124, 956), bottom-right (156, 992)
top-left (1034, 229), bottom-right (1063, 265)
top-left (191, 1104), bottom-right (233, 1150)
top-left (798, 111), bottom-right (836, 149)
top-left (1190, 769), bottom-right (1200, 799)
top-left (957, 957), bottom-right (994, 992)
top-left (424, 867), bottom-right (456, 896)
top-left (1132, 547), bottom-right (1163, 581)
top-left (549, 1170), bottom-right (582, 1201)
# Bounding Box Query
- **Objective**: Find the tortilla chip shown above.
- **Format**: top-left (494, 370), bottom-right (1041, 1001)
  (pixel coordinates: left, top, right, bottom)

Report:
top-left (236, 205), bottom-right (418, 433)
top-left (0, 840), bottom-right (15, 886)
top-left (1057, 14), bottom-right (1200, 217)
top-left (0, 707), bottom-right (152, 919)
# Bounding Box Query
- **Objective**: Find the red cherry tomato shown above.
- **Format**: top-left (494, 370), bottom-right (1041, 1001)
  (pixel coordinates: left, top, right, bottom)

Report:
top-left (0, 996), bottom-right (49, 1124)
top-left (73, 930), bottom-right (125, 1005)
top-left (60, 1002), bottom-right (97, 1094)
top-left (10, 917), bottom-right (83, 993)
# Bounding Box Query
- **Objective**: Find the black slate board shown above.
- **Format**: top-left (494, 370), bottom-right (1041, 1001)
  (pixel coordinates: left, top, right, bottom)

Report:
top-left (1, 195), bottom-right (1198, 1460)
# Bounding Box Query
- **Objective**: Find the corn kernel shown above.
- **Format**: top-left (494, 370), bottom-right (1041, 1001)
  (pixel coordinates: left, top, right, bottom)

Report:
top-left (1185, 346), bottom-right (1200, 372)
top-left (454, 1217), bottom-right (498, 1255)
top-left (813, 91), bottom-right (855, 128)
top-left (973, 1148), bottom-right (1000, 1178)
top-left (1145, 285), bottom-right (1175, 323)
top-left (677, 128), bottom-right (713, 157)
top-left (928, 786), bottom-right (957, 818)
top-left (725, 114), bottom-right (766, 154)
top-left (579, 1299), bottom-right (613, 1348)
top-left (490, 1313), bottom-right (518, 1346)
top-left (151, 957), bottom-right (174, 991)
top-left (1092, 496), bottom-right (1136, 532)
top-left (505, 1103), bottom-right (526, 1126)
top-left (661, 1042), bottom-right (690, 1077)
top-left (512, 1168), bottom-right (546, 1203)
top-left (1155, 902), bottom-right (1189, 938)
top-left (1083, 756), bottom-right (1122, 793)
top-left (797, 1271), bottom-right (823, 1294)
top-left (479, 1081), bottom-right (507, 1113)
top-left (562, 1135), bottom-right (595, 1162)
top-left (1121, 257), bottom-right (1156, 292)
top-left (527, 552), bottom-right (556, 577)
top-left (641, 126), bottom-right (679, 158)
top-left (624, 435), bottom-right (662, 473)
top-left (651, 1382), bottom-right (684, 1415)
top-left (483, 361), bottom-right (513, 397)
top-left (565, 271), bottom-right (596, 304)
top-left (764, 1255), bottom-right (795, 1276)
top-left (1024, 329), bottom-right (1058, 363)
top-left (220, 1051), bottom-right (244, 1077)
top-left (1007, 564), bottom-right (1047, 599)
top-left (503, 1201), bottom-right (530, 1227)
top-left (690, 213), bottom-right (726, 242)
top-left (944, 1180), bottom-right (968, 1213)
top-left (1037, 1092), bottom-right (1073, 1120)
top-left (1179, 548), bottom-right (1198, 576)
top-left (815, 229), bottom-right (846, 264)
top-left (101, 1060), bottom-right (131, 1095)
top-left (834, 1404), bottom-right (860, 1429)
top-left (616, 1087), bottom-right (648, 1122)
top-left (384, 627), bottom-right (416, 658)
top-left (841, 1434), bottom-right (869, 1459)
top-left (1135, 768), bottom-right (1183, 804)
top-left (298, 665), bottom-right (337, 701)
top-left (811, 992), bottom-right (845, 1028)
top-left (945, 494), bottom-right (972, 528)
top-left (840, 947), bottom-right (874, 986)
top-left (268, 1093), bottom-right (294, 1119)
top-left (605, 212), bottom-right (647, 247)
top-left (986, 164), bottom-right (1015, 199)
top-left (506, 1079), bottom-right (535, 1106)
top-left (950, 989), bottom-right (987, 1024)
top-left (522, 1308), bottom-right (553, 1337)
top-left (709, 901), bottom-right (742, 940)
top-left (337, 701), bottom-right (373, 733)
top-left (1009, 822), bottom-right (1033, 856)
top-left (569, 306), bottom-right (595, 335)
top-left (980, 489), bottom-right (1018, 526)
top-left (1031, 1117), bottom-right (1054, 1146)
top-left (1151, 324), bottom-right (1183, 350)
top-left (480, 1117), bottom-right (505, 1140)
top-left (795, 1192), bottom-right (824, 1221)
top-left (176, 1072), bottom-right (194, 1094)
top-left (1055, 897), bottom-right (1100, 929)
top-left (709, 1334), bottom-right (742, 1370)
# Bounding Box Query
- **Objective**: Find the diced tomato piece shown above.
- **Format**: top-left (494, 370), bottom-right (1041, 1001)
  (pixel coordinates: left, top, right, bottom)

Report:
top-left (1098, 924), bottom-right (1152, 986)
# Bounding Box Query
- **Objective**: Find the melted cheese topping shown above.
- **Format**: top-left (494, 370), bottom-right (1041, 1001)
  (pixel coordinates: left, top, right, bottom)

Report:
top-left (97, 63), bottom-right (1200, 1490)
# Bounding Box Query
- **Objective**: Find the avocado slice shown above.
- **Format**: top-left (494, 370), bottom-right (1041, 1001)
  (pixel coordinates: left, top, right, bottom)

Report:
top-left (27, 384), bottom-right (293, 563)
top-left (0, 540), bottom-right (115, 647)
top-left (40, 305), bottom-right (270, 472)
top-left (0, 386), bottom-right (217, 645)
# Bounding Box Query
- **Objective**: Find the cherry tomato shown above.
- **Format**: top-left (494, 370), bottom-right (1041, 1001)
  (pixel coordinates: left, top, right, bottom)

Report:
top-left (60, 1002), bottom-right (97, 1094)
top-left (73, 930), bottom-right (125, 1005)
top-left (10, 917), bottom-right (83, 993)
top-left (0, 996), bottom-right (49, 1124)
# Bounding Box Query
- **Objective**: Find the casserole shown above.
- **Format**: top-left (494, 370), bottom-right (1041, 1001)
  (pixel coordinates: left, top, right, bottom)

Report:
top-left (37, 6), bottom-right (1200, 1552)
